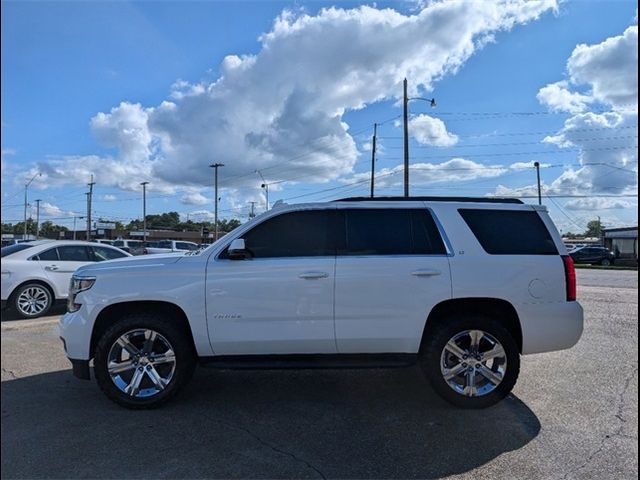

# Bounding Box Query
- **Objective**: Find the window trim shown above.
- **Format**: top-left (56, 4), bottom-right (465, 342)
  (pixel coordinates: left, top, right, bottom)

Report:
top-left (214, 205), bottom-right (453, 261)
top-left (336, 207), bottom-right (451, 258)
top-left (458, 207), bottom-right (558, 256)
top-left (56, 245), bottom-right (93, 262)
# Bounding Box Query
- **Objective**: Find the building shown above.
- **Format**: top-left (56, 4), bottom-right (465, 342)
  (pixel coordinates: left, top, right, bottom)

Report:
top-left (602, 227), bottom-right (638, 263)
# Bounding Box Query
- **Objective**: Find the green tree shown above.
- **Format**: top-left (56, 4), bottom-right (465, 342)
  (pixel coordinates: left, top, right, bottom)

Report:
top-left (11, 219), bottom-right (37, 236)
top-left (584, 219), bottom-right (605, 237)
top-left (39, 221), bottom-right (68, 238)
top-left (1, 223), bottom-right (14, 234)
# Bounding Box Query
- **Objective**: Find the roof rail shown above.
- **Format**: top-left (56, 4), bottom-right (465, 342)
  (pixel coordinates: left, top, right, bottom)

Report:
top-left (333, 196), bottom-right (524, 204)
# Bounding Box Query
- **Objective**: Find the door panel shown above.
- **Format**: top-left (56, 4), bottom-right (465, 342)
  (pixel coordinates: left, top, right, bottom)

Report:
top-left (40, 246), bottom-right (92, 298)
top-left (333, 207), bottom-right (452, 353)
top-left (206, 208), bottom-right (339, 355)
top-left (334, 256), bottom-right (451, 353)
top-left (207, 257), bottom-right (336, 354)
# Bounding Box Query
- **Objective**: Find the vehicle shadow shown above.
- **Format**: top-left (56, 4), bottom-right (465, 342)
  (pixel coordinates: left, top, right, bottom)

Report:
top-left (0, 303), bottom-right (66, 322)
top-left (1, 366), bottom-right (540, 479)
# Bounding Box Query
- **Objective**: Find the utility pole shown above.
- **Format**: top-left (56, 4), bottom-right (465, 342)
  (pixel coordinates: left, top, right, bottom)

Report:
top-left (370, 123), bottom-right (377, 198)
top-left (209, 163), bottom-right (224, 241)
top-left (23, 172), bottom-right (40, 239)
top-left (35, 199), bottom-right (41, 240)
top-left (86, 175), bottom-right (95, 241)
top-left (403, 78), bottom-right (410, 198)
top-left (249, 201), bottom-right (256, 219)
top-left (534, 161), bottom-right (542, 205)
top-left (140, 182), bottom-right (149, 244)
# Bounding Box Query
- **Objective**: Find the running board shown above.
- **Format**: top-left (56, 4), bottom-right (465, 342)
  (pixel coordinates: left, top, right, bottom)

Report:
top-left (199, 353), bottom-right (418, 370)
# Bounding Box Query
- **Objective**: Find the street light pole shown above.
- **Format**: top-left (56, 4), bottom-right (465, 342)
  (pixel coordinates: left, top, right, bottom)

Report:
top-left (140, 182), bottom-right (149, 244)
top-left (73, 216), bottom-right (84, 240)
top-left (402, 78), bottom-right (436, 198)
top-left (370, 123), bottom-right (377, 198)
top-left (256, 170), bottom-right (269, 211)
top-left (23, 172), bottom-right (40, 239)
top-left (35, 199), bottom-right (41, 240)
top-left (534, 161), bottom-right (542, 205)
top-left (209, 163), bottom-right (224, 241)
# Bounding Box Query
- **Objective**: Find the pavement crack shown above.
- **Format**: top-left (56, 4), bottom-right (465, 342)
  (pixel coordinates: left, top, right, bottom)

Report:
top-left (1, 367), bottom-right (18, 380)
top-left (561, 366), bottom-right (638, 479)
top-left (218, 420), bottom-right (327, 479)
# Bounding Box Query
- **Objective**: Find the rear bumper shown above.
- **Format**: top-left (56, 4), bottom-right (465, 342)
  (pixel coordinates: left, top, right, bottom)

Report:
top-left (519, 301), bottom-right (584, 355)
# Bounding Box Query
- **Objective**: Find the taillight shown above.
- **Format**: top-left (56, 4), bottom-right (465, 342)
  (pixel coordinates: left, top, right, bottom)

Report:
top-left (562, 255), bottom-right (577, 301)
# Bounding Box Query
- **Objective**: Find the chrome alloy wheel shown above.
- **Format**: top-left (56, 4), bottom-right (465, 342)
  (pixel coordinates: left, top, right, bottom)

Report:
top-left (16, 286), bottom-right (50, 316)
top-left (107, 329), bottom-right (176, 398)
top-left (440, 329), bottom-right (507, 397)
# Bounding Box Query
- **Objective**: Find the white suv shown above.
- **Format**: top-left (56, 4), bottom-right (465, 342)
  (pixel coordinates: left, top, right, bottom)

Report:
top-left (59, 198), bottom-right (583, 409)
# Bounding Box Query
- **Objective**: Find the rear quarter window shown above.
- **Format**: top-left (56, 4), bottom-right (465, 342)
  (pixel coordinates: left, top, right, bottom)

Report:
top-left (459, 209), bottom-right (558, 255)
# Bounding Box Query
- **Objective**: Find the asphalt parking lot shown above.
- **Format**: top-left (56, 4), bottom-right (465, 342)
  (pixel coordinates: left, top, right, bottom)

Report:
top-left (1, 269), bottom-right (637, 479)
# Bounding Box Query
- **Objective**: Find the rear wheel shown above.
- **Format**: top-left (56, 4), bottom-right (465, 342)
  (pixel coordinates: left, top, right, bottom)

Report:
top-left (12, 283), bottom-right (53, 319)
top-left (94, 313), bottom-right (196, 409)
top-left (420, 315), bottom-right (520, 408)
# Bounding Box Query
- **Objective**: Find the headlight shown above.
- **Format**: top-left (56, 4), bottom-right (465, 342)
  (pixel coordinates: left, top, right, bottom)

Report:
top-left (67, 276), bottom-right (96, 313)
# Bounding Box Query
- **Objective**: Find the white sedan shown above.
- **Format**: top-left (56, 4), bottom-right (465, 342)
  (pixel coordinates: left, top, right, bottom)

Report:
top-left (1, 240), bottom-right (130, 318)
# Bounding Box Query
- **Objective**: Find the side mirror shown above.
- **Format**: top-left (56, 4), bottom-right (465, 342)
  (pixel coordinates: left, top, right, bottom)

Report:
top-left (228, 238), bottom-right (250, 260)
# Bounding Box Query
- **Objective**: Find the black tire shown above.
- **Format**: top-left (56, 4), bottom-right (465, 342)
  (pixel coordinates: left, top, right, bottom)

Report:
top-left (601, 258), bottom-right (611, 266)
top-left (420, 315), bottom-right (520, 409)
top-left (11, 282), bottom-right (53, 319)
top-left (94, 313), bottom-right (196, 409)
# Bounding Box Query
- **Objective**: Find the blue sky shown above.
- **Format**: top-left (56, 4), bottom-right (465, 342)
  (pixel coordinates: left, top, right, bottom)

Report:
top-left (1, 0), bottom-right (637, 233)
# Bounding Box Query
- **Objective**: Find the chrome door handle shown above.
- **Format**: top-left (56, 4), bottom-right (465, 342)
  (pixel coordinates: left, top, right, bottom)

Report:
top-left (298, 271), bottom-right (329, 279)
top-left (45, 265), bottom-right (59, 271)
top-left (411, 269), bottom-right (441, 277)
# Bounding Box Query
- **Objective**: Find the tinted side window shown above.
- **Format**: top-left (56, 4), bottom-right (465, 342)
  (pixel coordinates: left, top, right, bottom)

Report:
top-left (36, 248), bottom-right (59, 261)
top-left (459, 209), bottom-right (558, 255)
top-left (241, 210), bottom-right (336, 258)
top-left (58, 246), bottom-right (91, 262)
top-left (339, 209), bottom-right (446, 256)
top-left (113, 240), bottom-right (124, 247)
top-left (91, 246), bottom-right (127, 261)
top-left (176, 242), bottom-right (197, 251)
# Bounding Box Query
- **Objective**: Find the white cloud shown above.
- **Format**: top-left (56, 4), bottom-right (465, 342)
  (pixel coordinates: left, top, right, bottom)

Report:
top-left (100, 194), bottom-right (117, 201)
top-left (39, 202), bottom-right (67, 217)
top-left (536, 81), bottom-right (592, 113)
top-left (527, 22), bottom-right (639, 203)
top-left (564, 198), bottom-right (632, 210)
top-left (567, 26), bottom-right (638, 108)
top-left (509, 161), bottom-right (551, 169)
top-left (28, 0), bottom-right (557, 197)
top-left (344, 158), bottom-right (507, 187)
top-left (408, 114), bottom-right (458, 146)
top-left (180, 192), bottom-right (211, 206)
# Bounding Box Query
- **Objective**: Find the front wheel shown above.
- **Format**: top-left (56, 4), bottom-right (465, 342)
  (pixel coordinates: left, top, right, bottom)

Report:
top-left (12, 283), bottom-right (53, 319)
top-left (94, 313), bottom-right (196, 409)
top-left (601, 258), bottom-right (611, 266)
top-left (420, 315), bottom-right (520, 408)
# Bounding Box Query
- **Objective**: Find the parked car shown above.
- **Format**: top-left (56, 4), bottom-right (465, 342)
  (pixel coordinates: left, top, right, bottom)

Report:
top-left (59, 197), bottom-right (583, 409)
top-left (569, 246), bottom-right (615, 266)
top-left (1, 239), bottom-right (29, 248)
top-left (94, 239), bottom-right (114, 246)
top-left (145, 240), bottom-right (199, 254)
top-left (1, 240), bottom-right (131, 318)
top-left (111, 239), bottom-right (144, 255)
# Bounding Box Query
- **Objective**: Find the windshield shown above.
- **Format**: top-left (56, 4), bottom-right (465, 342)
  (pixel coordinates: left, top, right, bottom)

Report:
top-left (1, 243), bottom-right (35, 258)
